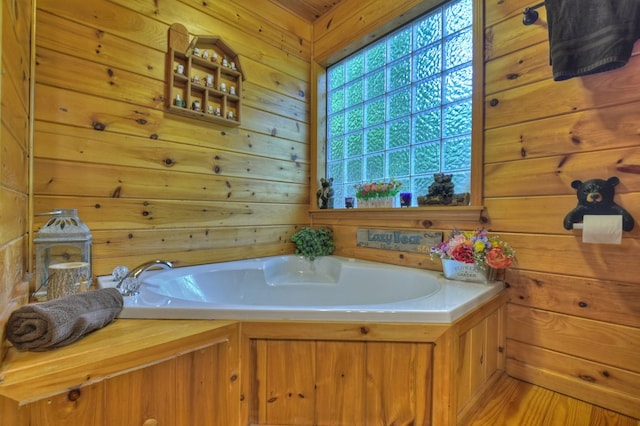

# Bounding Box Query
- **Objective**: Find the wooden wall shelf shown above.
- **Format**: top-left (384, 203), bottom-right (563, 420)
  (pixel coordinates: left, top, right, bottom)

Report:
top-left (167, 23), bottom-right (244, 126)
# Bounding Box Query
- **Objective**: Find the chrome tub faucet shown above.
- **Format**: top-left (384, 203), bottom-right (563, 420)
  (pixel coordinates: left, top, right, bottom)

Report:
top-left (116, 260), bottom-right (173, 296)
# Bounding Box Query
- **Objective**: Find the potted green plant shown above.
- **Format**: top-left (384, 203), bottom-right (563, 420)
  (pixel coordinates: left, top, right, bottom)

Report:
top-left (290, 226), bottom-right (335, 260)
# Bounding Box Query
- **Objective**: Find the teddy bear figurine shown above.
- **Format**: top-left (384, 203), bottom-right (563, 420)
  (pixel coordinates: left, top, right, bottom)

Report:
top-left (316, 177), bottom-right (334, 209)
top-left (563, 176), bottom-right (634, 231)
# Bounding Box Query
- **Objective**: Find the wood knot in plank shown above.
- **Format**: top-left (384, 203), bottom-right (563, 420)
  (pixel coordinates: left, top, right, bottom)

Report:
top-left (67, 388), bottom-right (81, 402)
top-left (92, 121), bottom-right (106, 131)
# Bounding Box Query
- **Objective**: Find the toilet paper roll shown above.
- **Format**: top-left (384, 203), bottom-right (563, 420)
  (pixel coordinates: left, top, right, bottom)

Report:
top-left (582, 215), bottom-right (622, 244)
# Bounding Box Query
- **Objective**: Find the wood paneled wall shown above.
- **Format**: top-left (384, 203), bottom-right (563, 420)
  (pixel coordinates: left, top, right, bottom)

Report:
top-left (0, 0), bottom-right (32, 361)
top-left (5, 0), bottom-right (640, 419)
top-left (487, 0), bottom-right (640, 419)
top-left (311, 0), bottom-right (640, 419)
top-left (32, 0), bottom-right (313, 277)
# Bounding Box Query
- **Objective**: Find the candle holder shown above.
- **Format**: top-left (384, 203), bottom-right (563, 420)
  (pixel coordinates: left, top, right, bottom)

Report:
top-left (345, 197), bottom-right (354, 208)
top-left (400, 192), bottom-right (412, 207)
top-left (34, 209), bottom-right (92, 299)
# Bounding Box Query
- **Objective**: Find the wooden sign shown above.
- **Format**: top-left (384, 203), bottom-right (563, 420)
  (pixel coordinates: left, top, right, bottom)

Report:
top-left (356, 229), bottom-right (442, 253)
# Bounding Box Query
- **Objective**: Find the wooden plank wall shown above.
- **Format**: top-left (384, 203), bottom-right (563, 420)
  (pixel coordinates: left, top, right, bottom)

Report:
top-left (6, 0), bottom-right (640, 419)
top-left (0, 0), bottom-right (32, 360)
top-left (486, 0), bottom-right (640, 419)
top-left (312, 0), bottom-right (640, 419)
top-left (32, 0), bottom-right (313, 277)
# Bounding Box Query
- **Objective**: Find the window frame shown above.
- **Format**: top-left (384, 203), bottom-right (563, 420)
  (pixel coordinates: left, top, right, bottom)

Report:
top-left (310, 0), bottom-right (484, 221)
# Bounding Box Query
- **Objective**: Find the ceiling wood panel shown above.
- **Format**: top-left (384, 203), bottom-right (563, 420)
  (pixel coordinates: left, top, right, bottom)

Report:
top-left (271, 0), bottom-right (344, 22)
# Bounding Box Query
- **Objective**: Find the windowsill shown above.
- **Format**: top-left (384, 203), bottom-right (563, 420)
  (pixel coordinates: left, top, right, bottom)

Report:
top-left (309, 205), bottom-right (485, 222)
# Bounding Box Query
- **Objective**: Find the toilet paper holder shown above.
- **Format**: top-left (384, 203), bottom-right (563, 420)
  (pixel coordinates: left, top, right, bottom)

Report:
top-left (563, 177), bottom-right (635, 232)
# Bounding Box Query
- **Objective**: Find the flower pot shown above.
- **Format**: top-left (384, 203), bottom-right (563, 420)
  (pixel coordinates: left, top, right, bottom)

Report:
top-left (441, 259), bottom-right (496, 283)
top-left (357, 196), bottom-right (394, 208)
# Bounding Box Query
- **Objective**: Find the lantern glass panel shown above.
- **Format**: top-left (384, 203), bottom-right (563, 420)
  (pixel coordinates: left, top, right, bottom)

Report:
top-left (34, 209), bottom-right (92, 299)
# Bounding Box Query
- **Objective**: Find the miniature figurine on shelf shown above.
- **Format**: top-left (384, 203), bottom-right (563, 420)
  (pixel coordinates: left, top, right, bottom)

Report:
top-left (192, 74), bottom-right (200, 85)
top-left (193, 47), bottom-right (200, 57)
top-left (191, 100), bottom-right (201, 112)
top-left (214, 107), bottom-right (221, 116)
top-left (202, 50), bottom-right (210, 59)
top-left (316, 177), bottom-right (335, 209)
top-left (175, 63), bottom-right (184, 75)
top-left (207, 105), bottom-right (214, 114)
top-left (229, 86), bottom-right (236, 95)
top-left (211, 52), bottom-right (219, 63)
top-left (427, 173), bottom-right (455, 203)
top-left (220, 83), bottom-right (226, 92)
top-left (206, 74), bottom-right (214, 87)
top-left (174, 94), bottom-right (186, 108)
top-left (417, 173), bottom-right (470, 206)
top-left (227, 111), bottom-right (235, 120)
top-left (230, 61), bottom-right (237, 70)
top-left (222, 57), bottom-right (229, 67)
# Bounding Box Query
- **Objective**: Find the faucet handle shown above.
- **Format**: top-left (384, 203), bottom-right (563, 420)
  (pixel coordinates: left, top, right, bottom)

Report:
top-left (116, 259), bottom-right (173, 296)
top-left (112, 265), bottom-right (129, 282)
top-left (119, 277), bottom-right (141, 296)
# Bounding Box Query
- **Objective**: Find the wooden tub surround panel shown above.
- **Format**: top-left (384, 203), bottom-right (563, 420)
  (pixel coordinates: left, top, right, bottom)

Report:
top-left (240, 292), bottom-right (507, 425)
top-left (0, 320), bottom-right (241, 425)
top-left (0, 292), bottom-right (506, 425)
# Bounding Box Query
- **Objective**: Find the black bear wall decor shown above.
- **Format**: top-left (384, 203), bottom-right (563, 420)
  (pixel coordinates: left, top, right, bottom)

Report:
top-left (563, 176), bottom-right (635, 231)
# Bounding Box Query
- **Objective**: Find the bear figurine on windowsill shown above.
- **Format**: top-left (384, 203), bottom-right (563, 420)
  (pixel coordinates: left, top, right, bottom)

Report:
top-left (417, 173), bottom-right (470, 206)
top-left (317, 177), bottom-right (334, 209)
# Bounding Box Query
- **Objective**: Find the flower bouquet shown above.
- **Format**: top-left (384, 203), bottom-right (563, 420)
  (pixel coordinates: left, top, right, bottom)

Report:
top-left (429, 228), bottom-right (515, 282)
top-left (354, 180), bottom-right (402, 207)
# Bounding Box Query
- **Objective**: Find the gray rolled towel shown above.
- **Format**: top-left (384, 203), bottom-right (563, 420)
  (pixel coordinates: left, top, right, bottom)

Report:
top-left (6, 288), bottom-right (123, 351)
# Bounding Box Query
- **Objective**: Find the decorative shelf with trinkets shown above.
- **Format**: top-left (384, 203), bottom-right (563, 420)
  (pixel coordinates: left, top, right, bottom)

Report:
top-left (167, 23), bottom-right (244, 126)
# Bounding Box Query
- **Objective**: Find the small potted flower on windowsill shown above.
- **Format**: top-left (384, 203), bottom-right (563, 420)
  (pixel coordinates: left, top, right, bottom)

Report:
top-left (290, 226), bottom-right (335, 260)
top-left (429, 228), bottom-right (515, 282)
top-left (354, 180), bottom-right (402, 208)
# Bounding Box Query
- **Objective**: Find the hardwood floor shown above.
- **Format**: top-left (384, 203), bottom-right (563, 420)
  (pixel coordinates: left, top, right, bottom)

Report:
top-left (460, 374), bottom-right (640, 426)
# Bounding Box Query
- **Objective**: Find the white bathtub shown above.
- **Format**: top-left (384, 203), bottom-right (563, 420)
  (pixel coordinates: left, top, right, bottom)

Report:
top-left (98, 255), bottom-right (504, 323)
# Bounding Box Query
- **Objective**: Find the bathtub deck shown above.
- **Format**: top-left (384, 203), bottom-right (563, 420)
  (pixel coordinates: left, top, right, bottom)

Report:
top-left (460, 373), bottom-right (640, 425)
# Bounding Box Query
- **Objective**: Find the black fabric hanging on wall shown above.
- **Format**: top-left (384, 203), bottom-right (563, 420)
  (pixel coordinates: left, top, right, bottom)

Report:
top-left (545, 0), bottom-right (640, 81)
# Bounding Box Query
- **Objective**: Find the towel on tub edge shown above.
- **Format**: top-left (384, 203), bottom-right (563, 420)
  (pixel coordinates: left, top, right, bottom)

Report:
top-left (6, 288), bottom-right (123, 352)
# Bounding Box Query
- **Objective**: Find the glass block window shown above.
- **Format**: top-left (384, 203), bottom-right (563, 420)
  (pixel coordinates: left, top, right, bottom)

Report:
top-left (326, 0), bottom-right (473, 207)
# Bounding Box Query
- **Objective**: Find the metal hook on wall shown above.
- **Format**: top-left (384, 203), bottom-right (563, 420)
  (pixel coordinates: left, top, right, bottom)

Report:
top-left (522, 1), bottom-right (545, 25)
